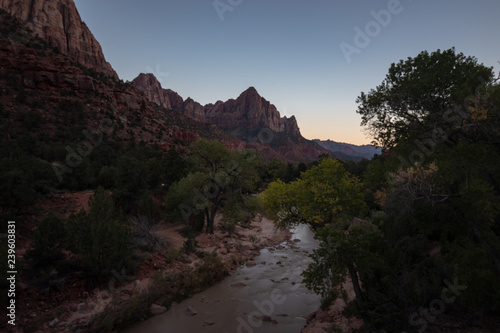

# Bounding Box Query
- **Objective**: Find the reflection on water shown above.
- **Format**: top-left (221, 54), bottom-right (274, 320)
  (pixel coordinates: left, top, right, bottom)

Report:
top-left (124, 224), bottom-right (320, 333)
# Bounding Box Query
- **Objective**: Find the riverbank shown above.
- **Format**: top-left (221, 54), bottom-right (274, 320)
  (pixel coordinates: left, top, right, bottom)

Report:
top-left (301, 276), bottom-right (364, 333)
top-left (125, 223), bottom-right (321, 333)
top-left (20, 215), bottom-right (290, 332)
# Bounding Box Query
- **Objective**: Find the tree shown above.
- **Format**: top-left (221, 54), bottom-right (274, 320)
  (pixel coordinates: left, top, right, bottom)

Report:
top-left (261, 158), bottom-right (371, 308)
top-left (165, 140), bottom-right (259, 234)
top-left (302, 224), bottom-right (384, 311)
top-left (0, 153), bottom-right (52, 215)
top-left (67, 188), bottom-right (132, 279)
top-left (356, 48), bottom-right (494, 149)
top-left (114, 154), bottom-right (148, 212)
top-left (97, 165), bottom-right (118, 189)
top-left (261, 158), bottom-right (366, 229)
top-left (354, 49), bottom-right (500, 328)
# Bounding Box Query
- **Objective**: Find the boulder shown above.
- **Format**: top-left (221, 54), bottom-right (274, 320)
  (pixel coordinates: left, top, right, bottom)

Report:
top-left (150, 304), bottom-right (167, 315)
top-left (185, 306), bottom-right (198, 316)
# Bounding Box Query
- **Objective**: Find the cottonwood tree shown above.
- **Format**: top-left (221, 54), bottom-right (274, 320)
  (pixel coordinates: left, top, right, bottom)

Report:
top-left (302, 223), bottom-right (383, 311)
top-left (356, 48), bottom-right (494, 149)
top-left (165, 140), bottom-right (259, 234)
top-left (261, 158), bottom-right (366, 229)
top-left (261, 158), bottom-right (371, 308)
top-left (355, 49), bottom-right (500, 328)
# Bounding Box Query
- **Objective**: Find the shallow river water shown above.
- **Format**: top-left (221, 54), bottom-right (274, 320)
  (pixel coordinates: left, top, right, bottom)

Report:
top-left (124, 224), bottom-right (320, 333)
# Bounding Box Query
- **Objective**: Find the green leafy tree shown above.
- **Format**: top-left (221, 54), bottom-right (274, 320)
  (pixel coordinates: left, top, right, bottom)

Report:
top-left (0, 154), bottom-right (53, 215)
top-left (303, 224), bottom-right (384, 311)
top-left (354, 49), bottom-right (500, 329)
top-left (356, 48), bottom-right (494, 149)
top-left (165, 140), bottom-right (259, 234)
top-left (97, 165), bottom-right (118, 189)
top-left (261, 158), bottom-right (366, 229)
top-left (114, 154), bottom-right (148, 212)
top-left (261, 158), bottom-right (370, 309)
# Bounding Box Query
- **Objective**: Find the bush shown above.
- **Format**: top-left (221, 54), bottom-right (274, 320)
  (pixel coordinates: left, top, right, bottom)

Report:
top-left (136, 191), bottom-right (160, 224)
top-left (175, 252), bottom-right (228, 296)
top-left (0, 103), bottom-right (7, 118)
top-left (0, 167), bottom-right (39, 213)
top-left (66, 189), bottom-right (132, 280)
top-left (26, 212), bottom-right (66, 266)
top-left (97, 166), bottom-right (118, 189)
top-left (182, 237), bottom-right (199, 254)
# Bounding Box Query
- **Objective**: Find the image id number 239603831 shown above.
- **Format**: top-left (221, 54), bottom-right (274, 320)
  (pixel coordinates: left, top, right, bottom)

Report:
top-left (7, 221), bottom-right (16, 326)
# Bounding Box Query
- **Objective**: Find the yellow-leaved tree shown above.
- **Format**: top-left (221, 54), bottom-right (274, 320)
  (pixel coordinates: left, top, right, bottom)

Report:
top-left (260, 158), bottom-right (366, 229)
top-left (260, 158), bottom-right (381, 311)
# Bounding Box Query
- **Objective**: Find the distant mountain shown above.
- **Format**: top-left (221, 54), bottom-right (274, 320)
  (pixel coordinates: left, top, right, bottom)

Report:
top-left (133, 73), bottom-right (329, 162)
top-left (313, 139), bottom-right (381, 160)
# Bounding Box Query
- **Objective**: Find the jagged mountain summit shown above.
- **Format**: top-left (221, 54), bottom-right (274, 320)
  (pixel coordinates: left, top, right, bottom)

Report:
top-left (133, 73), bottom-right (327, 161)
top-left (132, 74), bottom-right (301, 137)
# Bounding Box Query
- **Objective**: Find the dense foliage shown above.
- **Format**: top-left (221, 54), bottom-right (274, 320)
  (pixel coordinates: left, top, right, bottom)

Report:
top-left (262, 48), bottom-right (500, 332)
top-left (261, 158), bottom-right (366, 229)
top-left (164, 139), bottom-right (261, 234)
top-left (357, 48), bottom-right (495, 149)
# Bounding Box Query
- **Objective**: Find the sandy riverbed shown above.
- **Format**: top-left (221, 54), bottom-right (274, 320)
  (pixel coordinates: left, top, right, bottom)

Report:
top-left (33, 215), bottom-right (291, 332)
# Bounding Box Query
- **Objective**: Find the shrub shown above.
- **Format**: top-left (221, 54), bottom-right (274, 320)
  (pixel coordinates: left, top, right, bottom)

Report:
top-left (66, 188), bottom-right (132, 280)
top-left (182, 237), bottom-right (198, 254)
top-left (26, 212), bottom-right (66, 266)
top-left (97, 166), bottom-right (118, 189)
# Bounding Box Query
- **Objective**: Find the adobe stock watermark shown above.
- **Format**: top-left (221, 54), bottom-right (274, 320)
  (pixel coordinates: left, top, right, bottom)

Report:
top-left (340, 0), bottom-right (408, 64)
top-left (52, 118), bottom-right (114, 183)
top-left (402, 278), bottom-right (467, 333)
top-left (145, 64), bottom-right (170, 84)
top-left (213, 0), bottom-right (244, 22)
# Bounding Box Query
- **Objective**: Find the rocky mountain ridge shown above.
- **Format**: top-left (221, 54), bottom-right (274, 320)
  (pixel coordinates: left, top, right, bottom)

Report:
top-left (0, 0), bottom-right (329, 163)
top-left (313, 139), bottom-right (381, 160)
top-left (0, 0), bottom-right (117, 79)
top-left (132, 73), bottom-right (325, 161)
top-left (0, 7), bottom-right (244, 157)
top-left (133, 74), bottom-right (302, 137)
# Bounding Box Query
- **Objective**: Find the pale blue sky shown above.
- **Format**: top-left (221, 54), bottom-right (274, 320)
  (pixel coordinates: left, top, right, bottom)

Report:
top-left (74, 0), bottom-right (500, 145)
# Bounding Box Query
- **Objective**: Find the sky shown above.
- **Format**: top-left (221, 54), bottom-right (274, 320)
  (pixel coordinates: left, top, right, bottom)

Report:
top-left (73, 0), bottom-right (500, 145)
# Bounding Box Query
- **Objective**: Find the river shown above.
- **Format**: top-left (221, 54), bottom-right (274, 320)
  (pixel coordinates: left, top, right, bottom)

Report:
top-left (124, 224), bottom-right (320, 333)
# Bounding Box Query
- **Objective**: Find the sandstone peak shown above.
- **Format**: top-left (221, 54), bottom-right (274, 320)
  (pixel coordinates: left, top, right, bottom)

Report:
top-left (132, 75), bottom-right (302, 138)
top-left (134, 73), bottom-right (163, 88)
top-left (132, 73), bottom-right (183, 110)
top-left (241, 86), bottom-right (259, 95)
top-left (0, 0), bottom-right (117, 78)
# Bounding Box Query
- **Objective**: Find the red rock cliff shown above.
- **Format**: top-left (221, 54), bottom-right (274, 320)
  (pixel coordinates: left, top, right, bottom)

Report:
top-left (133, 74), bottom-right (303, 138)
top-left (133, 73), bottom-right (183, 110)
top-left (204, 87), bottom-right (286, 133)
top-left (0, 0), bottom-right (117, 79)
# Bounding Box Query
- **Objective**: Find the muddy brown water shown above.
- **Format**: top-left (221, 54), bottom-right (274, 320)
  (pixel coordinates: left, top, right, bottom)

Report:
top-left (124, 224), bottom-right (320, 333)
